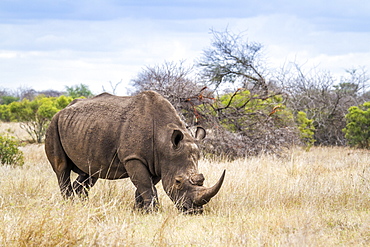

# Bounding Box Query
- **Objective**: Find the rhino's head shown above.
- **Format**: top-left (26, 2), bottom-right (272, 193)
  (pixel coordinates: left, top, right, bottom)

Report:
top-left (161, 126), bottom-right (225, 214)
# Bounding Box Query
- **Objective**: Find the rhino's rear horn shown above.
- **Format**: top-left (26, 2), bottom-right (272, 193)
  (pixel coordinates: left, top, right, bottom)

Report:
top-left (194, 170), bottom-right (226, 205)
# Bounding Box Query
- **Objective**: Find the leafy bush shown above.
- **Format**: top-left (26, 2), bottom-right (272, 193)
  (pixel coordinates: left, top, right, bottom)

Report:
top-left (65, 84), bottom-right (93, 99)
top-left (0, 95), bottom-right (19, 105)
top-left (215, 90), bottom-right (294, 131)
top-left (0, 134), bottom-right (24, 166)
top-left (277, 66), bottom-right (369, 146)
top-left (343, 102), bottom-right (370, 148)
top-left (0, 105), bottom-right (13, 122)
top-left (196, 89), bottom-right (301, 158)
top-left (9, 95), bottom-right (73, 143)
top-left (296, 111), bottom-right (316, 148)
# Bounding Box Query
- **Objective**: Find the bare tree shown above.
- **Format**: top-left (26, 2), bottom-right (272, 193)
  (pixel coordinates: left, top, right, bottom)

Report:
top-left (198, 29), bottom-right (269, 97)
top-left (276, 64), bottom-right (370, 145)
top-left (102, 80), bottom-right (123, 95)
top-left (39, 90), bottom-right (64, 97)
top-left (12, 87), bottom-right (64, 100)
top-left (131, 60), bottom-right (207, 126)
top-left (195, 29), bottom-right (299, 158)
top-left (16, 87), bottom-right (38, 101)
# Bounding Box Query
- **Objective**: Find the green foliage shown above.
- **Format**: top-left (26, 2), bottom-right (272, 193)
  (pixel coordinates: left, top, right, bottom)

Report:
top-left (296, 111), bottom-right (316, 148)
top-left (65, 84), bottom-right (93, 99)
top-left (343, 102), bottom-right (370, 148)
top-left (0, 95), bottom-right (19, 105)
top-left (8, 95), bottom-right (73, 143)
top-left (333, 82), bottom-right (358, 96)
top-left (195, 89), bottom-right (302, 157)
top-left (0, 105), bottom-right (13, 122)
top-left (214, 89), bottom-right (293, 132)
top-left (0, 134), bottom-right (24, 166)
top-left (56, 95), bottom-right (73, 109)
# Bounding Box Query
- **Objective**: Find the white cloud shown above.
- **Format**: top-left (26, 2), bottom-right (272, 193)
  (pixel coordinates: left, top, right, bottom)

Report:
top-left (0, 18), bottom-right (211, 94)
top-left (0, 6), bottom-right (369, 95)
top-left (222, 15), bottom-right (370, 75)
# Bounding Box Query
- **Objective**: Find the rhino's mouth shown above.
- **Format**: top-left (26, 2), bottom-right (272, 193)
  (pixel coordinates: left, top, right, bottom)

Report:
top-left (173, 196), bottom-right (204, 214)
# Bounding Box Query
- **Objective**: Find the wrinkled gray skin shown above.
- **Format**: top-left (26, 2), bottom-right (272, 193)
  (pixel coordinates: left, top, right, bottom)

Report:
top-left (45, 91), bottom-right (225, 213)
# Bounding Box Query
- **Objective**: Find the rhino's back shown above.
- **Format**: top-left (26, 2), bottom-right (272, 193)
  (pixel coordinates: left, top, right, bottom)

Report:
top-left (56, 92), bottom-right (157, 177)
top-left (58, 93), bottom-right (133, 147)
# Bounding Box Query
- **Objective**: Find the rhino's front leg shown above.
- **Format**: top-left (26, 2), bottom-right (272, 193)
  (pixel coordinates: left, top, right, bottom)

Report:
top-left (134, 176), bottom-right (160, 210)
top-left (125, 159), bottom-right (158, 212)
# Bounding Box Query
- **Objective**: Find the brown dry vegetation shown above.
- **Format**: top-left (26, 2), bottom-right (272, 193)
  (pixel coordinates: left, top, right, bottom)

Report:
top-left (1, 123), bottom-right (370, 246)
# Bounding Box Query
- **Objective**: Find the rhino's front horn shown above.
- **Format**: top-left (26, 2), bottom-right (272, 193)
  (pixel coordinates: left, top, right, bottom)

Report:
top-left (194, 170), bottom-right (226, 205)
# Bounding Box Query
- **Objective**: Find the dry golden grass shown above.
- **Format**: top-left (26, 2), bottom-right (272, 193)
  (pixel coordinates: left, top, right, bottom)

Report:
top-left (1, 123), bottom-right (370, 246)
top-left (0, 122), bottom-right (30, 141)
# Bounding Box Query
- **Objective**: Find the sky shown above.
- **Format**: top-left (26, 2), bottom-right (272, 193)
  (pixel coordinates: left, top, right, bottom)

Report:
top-left (0, 0), bottom-right (369, 95)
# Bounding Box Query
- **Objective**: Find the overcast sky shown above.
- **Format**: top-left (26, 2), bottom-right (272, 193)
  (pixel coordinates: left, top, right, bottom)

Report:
top-left (0, 0), bottom-right (369, 95)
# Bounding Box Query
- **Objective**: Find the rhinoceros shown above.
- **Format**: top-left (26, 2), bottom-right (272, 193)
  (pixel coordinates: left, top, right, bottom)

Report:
top-left (45, 91), bottom-right (225, 213)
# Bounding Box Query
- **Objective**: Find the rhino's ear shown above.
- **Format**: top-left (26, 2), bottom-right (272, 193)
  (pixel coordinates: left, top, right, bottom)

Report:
top-left (195, 126), bottom-right (206, 140)
top-left (171, 129), bottom-right (184, 149)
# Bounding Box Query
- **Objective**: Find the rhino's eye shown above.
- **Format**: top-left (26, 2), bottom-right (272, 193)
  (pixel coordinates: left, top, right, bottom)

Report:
top-left (174, 176), bottom-right (184, 189)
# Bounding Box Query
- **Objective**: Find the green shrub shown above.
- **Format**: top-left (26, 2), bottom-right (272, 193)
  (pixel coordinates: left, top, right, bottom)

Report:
top-left (65, 84), bottom-right (93, 99)
top-left (0, 134), bottom-right (24, 166)
top-left (343, 102), bottom-right (370, 148)
top-left (213, 90), bottom-right (294, 132)
top-left (0, 95), bottom-right (19, 105)
top-left (8, 95), bottom-right (73, 143)
top-left (0, 105), bottom-right (13, 122)
top-left (296, 111), bottom-right (316, 148)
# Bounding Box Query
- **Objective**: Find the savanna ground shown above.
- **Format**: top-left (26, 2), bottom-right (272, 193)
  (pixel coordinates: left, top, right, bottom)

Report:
top-left (1, 123), bottom-right (370, 246)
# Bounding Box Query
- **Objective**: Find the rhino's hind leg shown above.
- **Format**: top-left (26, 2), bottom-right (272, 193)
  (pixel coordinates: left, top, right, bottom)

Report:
top-left (52, 159), bottom-right (78, 199)
top-left (72, 173), bottom-right (98, 198)
top-left (45, 119), bottom-right (74, 199)
top-left (57, 168), bottom-right (74, 199)
top-left (125, 159), bottom-right (158, 212)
